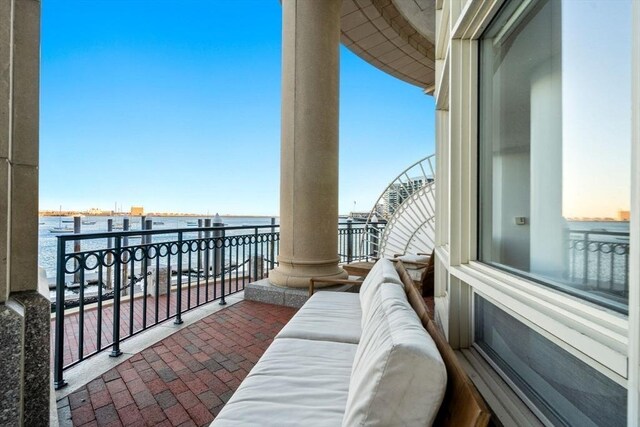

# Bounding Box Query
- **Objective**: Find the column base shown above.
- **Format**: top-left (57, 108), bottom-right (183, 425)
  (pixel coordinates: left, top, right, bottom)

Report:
top-left (0, 291), bottom-right (50, 426)
top-left (269, 261), bottom-right (347, 289)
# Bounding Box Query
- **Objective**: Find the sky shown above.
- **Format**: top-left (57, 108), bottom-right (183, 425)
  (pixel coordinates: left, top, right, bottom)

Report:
top-left (561, 0), bottom-right (631, 219)
top-left (40, 0), bottom-right (436, 216)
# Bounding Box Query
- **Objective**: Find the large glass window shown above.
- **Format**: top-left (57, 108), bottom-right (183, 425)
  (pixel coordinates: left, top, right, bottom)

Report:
top-left (479, 0), bottom-right (632, 312)
top-left (475, 295), bottom-right (626, 426)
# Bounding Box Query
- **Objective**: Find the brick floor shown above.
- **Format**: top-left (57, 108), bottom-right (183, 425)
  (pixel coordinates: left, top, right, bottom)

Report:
top-left (66, 300), bottom-right (297, 426)
top-left (52, 277), bottom-right (250, 367)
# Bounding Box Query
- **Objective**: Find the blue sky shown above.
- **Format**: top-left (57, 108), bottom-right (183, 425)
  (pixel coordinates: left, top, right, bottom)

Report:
top-left (40, 0), bottom-right (435, 216)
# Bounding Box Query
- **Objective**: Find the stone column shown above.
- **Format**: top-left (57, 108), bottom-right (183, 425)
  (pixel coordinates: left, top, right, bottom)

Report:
top-left (0, 0), bottom-right (50, 424)
top-left (269, 0), bottom-right (347, 288)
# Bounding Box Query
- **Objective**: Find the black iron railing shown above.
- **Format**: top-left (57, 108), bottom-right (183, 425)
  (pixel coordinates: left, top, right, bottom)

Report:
top-left (52, 220), bottom-right (380, 389)
top-left (567, 229), bottom-right (629, 298)
top-left (338, 219), bottom-right (385, 263)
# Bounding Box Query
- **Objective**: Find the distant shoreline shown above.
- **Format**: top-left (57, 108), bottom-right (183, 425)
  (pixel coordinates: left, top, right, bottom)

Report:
top-left (39, 212), bottom-right (278, 218)
top-left (566, 219), bottom-right (629, 223)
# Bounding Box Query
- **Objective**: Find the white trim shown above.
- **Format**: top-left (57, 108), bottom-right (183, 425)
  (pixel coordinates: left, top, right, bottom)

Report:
top-left (452, 0), bottom-right (504, 40)
top-left (458, 348), bottom-right (546, 427)
top-left (466, 39), bottom-right (478, 261)
top-left (435, 51), bottom-right (449, 109)
top-left (456, 264), bottom-right (627, 381)
top-left (436, 0), bottom-right (450, 60)
top-left (466, 262), bottom-right (627, 333)
top-left (471, 344), bottom-right (555, 426)
top-left (491, 0), bottom-right (534, 46)
top-left (436, 0), bottom-right (636, 423)
top-left (628, 0), bottom-right (640, 424)
top-left (448, 39), bottom-right (463, 267)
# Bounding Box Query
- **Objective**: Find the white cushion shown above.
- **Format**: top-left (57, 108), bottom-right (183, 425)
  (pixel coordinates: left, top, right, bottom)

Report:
top-left (359, 258), bottom-right (403, 324)
top-left (212, 338), bottom-right (357, 427)
top-left (343, 284), bottom-right (447, 427)
top-left (276, 292), bottom-right (362, 344)
top-left (396, 254), bottom-right (430, 269)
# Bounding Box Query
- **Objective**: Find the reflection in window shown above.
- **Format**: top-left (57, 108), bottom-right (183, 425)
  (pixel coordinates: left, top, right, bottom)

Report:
top-left (478, 0), bottom-right (631, 312)
top-left (475, 295), bottom-right (626, 426)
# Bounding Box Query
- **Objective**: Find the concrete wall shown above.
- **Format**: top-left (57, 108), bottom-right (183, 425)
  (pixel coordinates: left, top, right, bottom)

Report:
top-left (0, 1), bottom-right (50, 424)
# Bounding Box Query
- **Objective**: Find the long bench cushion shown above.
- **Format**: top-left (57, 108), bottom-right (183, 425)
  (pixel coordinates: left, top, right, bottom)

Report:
top-left (212, 337), bottom-right (357, 427)
top-left (343, 284), bottom-right (447, 427)
top-left (359, 258), bottom-right (404, 325)
top-left (276, 291), bottom-right (362, 344)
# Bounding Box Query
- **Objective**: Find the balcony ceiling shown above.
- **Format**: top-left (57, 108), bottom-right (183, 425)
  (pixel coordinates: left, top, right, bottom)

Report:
top-left (341, 0), bottom-right (436, 93)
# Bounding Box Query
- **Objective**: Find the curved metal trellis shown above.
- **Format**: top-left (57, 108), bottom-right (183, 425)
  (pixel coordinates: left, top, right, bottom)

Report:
top-left (361, 154), bottom-right (436, 258)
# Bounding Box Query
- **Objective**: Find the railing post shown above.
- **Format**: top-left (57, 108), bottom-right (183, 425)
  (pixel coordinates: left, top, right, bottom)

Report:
top-left (347, 218), bottom-right (353, 263)
top-left (253, 227), bottom-right (259, 280)
top-left (73, 216), bottom-right (81, 284)
top-left (583, 231), bottom-right (589, 285)
top-left (220, 228), bottom-right (226, 306)
top-left (106, 219), bottom-right (113, 289)
top-left (211, 214), bottom-right (226, 305)
top-left (54, 237), bottom-right (68, 389)
top-left (198, 218), bottom-right (204, 268)
top-left (204, 218), bottom-right (212, 279)
top-left (143, 219), bottom-right (152, 328)
top-left (175, 231), bottom-right (184, 324)
top-left (270, 217), bottom-right (276, 270)
top-left (122, 218), bottom-right (130, 296)
top-left (110, 236), bottom-right (123, 357)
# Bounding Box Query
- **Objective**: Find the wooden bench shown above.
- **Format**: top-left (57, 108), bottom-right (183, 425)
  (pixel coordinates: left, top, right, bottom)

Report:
top-left (397, 261), bottom-right (490, 426)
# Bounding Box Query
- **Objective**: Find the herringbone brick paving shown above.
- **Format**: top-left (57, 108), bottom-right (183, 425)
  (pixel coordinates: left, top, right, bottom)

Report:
top-left (65, 300), bottom-right (297, 426)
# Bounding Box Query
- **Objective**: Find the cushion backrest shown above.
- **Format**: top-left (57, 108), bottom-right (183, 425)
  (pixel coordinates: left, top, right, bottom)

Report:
top-left (343, 284), bottom-right (447, 426)
top-left (359, 258), bottom-right (403, 324)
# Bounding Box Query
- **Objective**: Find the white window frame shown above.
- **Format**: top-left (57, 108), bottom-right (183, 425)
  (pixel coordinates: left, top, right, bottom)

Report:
top-left (435, 0), bottom-right (640, 423)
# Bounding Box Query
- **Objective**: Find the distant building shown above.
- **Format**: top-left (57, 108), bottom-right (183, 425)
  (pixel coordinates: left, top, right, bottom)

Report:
top-left (381, 178), bottom-right (433, 219)
top-left (87, 207), bottom-right (112, 216)
top-left (618, 210), bottom-right (630, 221)
top-left (130, 206), bottom-right (144, 216)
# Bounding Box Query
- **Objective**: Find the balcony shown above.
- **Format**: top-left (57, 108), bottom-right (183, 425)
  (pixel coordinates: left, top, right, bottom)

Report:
top-left (1, 0), bottom-right (637, 425)
top-left (57, 299), bottom-right (298, 426)
top-left (51, 221), bottom-right (384, 388)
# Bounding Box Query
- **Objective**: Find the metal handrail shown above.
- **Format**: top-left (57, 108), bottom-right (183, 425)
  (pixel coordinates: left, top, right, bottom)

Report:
top-left (52, 221), bottom-right (375, 389)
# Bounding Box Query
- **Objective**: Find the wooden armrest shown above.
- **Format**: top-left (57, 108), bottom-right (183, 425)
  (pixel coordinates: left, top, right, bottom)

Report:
top-left (390, 258), bottom-right (429, 267)
top-left (308, 277), bottom-right (364, 297)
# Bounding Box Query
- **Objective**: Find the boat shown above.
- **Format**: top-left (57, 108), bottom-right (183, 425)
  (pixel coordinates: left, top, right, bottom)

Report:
top-left (82, 220), bottom-right (96, 225)
top-left (153, 221), bottom-right (164, 225)
top-left (61, 220), bottom-right (74, 223)
top-left (186, 221), bottom-right (198, 226)
top-left (50, 227), bottom-right (73, 234)
top-left (51, 205), bottom-right (74, 233)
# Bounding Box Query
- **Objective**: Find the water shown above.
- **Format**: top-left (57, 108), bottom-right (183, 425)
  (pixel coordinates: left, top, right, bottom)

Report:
top-left (567, 220), bottom-right (629, 235)
top-left (39, 217), bottom-right (628, 282)
top-left (38, 215), bottom-right (278, 280)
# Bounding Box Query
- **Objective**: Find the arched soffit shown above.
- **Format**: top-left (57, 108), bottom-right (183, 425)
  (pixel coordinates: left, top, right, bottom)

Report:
top-left (393, 0), bottom-right (436, 43)
top-left (340, 0), bottom-right (436, 93)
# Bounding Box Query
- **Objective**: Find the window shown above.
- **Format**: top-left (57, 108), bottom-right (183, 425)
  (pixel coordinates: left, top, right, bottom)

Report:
top-left (475, 295), bottom-right (626, 426)
top-left (478, 0), bottom-right (632, 313)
